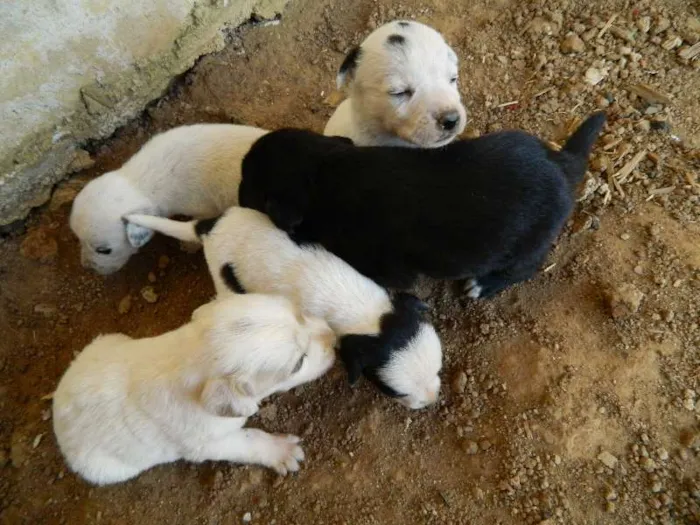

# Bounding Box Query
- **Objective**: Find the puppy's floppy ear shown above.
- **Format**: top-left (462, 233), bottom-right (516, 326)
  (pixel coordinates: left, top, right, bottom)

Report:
top-left (394, 292), bottom-right (430, 316)
top-left (338, 334), bottom-right (379, 385)
top-left (200, 378), bottom-right (258, 418)
top-left (123, 218), bottom-right (154, 248)
top-left (328, 136), bottom-right (355, 146)
top-left (337, 46), bottom-right (362, 90)
top-left (265, 197), bottom-right (305, 233)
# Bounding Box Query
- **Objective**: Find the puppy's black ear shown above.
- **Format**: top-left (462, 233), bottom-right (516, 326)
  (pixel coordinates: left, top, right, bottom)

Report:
top-left (265, 196), bottom-right (305, 233)
top-left (328, 136), bottom-right (355, 146)
top-left (394, 292), bottom-right (430, 316)
top-left (338, 334), bottom-right (379, 385)
top-left (337, 46), bottom-right (362, 90)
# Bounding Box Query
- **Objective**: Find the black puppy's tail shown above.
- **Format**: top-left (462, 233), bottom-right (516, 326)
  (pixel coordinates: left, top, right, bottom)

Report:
top-left (557, 111), bottom-right (607, 187)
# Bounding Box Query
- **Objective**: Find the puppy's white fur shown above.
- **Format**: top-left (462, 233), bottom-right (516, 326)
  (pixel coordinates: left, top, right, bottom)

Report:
top-left (52, 294), bottom-right (336, 485)
top-left (324, 20), bottom-right (466, 147)
top-left (69, 124), bottom-right (268, 275)
top-left (125, 208), bottom-right (442, 409)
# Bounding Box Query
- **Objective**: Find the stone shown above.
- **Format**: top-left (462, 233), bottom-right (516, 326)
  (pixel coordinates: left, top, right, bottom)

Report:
top-left (608, 283), bottom-right (645, 319)
top-left (561, 33), bottom-right (586, 53)
top-left (118, 295), bottom-right (132, 315)
top-left (140, 286), bottom-right (158, 304)
top-left (584, 67), bottom-right (607, 86)
top-left (19, 229), bottom-right (58, 263)
top-left (452, 371), bottom-right (468, 394)
top-left (597, 451), bottom-right (618, 469)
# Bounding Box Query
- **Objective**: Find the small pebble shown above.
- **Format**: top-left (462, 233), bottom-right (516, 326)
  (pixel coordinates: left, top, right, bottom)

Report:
top-left (598, 451), bottom-right (618, 469)
top-left (242, 512), bottom-right (252, 523)
top-left (118, 295), bottom-right (132, 315)
top-left (141, 286), bottom-right (159, 304)
top-left (621, 233), bottom-right (631, 240)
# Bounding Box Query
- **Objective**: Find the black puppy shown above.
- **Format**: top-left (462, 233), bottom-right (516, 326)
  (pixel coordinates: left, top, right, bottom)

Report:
top-left (239, 113), bottom-right (606, 298)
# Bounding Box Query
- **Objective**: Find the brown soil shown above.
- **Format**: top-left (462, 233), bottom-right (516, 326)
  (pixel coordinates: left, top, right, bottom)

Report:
top-left (1, 0), bottom-right (699, 524)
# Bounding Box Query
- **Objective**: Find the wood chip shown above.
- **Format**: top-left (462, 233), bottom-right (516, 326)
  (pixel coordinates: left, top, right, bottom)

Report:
top-left (40, 392), bottom-right (54, 401)
top-left (598, 14), bottom-right (619, 39)
top-left (546, 140), bottom-right (562, 151)
top-left (602, 138), bottom-right (623, 152)
top-left (648, 186), bottom-right (676, 196)
top-left (532, 86), bottom-right (554, 99)
top-left (678, 42), bottom-right (700, 60)
top-left (543, 263), bottom-right (557, 273)
top-left (497, 100), bottom-right (519, 108)
top-left (613, 150), bottom-right (647, 184)
top-left (627, 84), bottom-right (672, 105)
top-left (610, 26), bottom-right (635, 43)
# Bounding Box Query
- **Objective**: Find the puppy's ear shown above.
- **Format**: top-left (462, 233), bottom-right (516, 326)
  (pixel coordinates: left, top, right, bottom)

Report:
top-left (328, 136), bottom-right (355, 146)
top-left (338, 335), bottom-right (379, 385)
top-left (124, 219), bottom-right (154, 248)
top-left (337, 46), bottom-right (362, 90)
top-left (265, 198), bottom-right (305, 233)
top-left (200, 378), bottom-right (259, 418)
top-left (394, 292), bottom-right (430, 316)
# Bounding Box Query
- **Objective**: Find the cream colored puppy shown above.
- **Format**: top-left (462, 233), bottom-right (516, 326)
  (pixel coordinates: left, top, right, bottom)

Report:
top-left (52, 294), bottom-right (336, 485)
top-left (324, 20), bottom-right (466, 147)
top-left (70, 124), bottom-right (268, 275)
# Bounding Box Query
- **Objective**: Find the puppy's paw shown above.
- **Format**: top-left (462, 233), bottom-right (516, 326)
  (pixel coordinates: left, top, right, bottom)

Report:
top-left (266, 434), bottom-right (305, 476)
top-left (230, 396), bottom-right (259, 418)
top-left (465, 278), bottom-right (483, 299)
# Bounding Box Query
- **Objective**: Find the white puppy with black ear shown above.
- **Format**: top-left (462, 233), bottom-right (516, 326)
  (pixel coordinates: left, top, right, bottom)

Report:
top-left (52, 293), bottom-right (336, 485)
top-left (324, 20), bottom-right (466, 147)
top-left (70, 124), bottom-right (268, 275)
top-left (125, 208), bottom-right (443, 410)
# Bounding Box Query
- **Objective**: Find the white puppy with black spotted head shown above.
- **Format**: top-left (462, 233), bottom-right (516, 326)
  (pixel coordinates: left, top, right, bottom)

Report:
top-left (324, 20), bottom-right (466, 147)
top-left (69, 124), bottom-right (268, 275)
top-left (52, 293), bottom-right (336, 485)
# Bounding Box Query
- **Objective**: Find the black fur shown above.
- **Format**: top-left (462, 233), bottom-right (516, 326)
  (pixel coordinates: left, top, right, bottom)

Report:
top-left (387, 34), bottom-right (406, 46)
top-left (220, 263), bottom-right (246, 294)
top-left (338, 46), bottom-right (362, 82)
top-left (195, 216), bottom-right (221, 238)
top-left (239, 112), bottom-right (606, 297)
top-left (338, 293), bottom-right (428, 396)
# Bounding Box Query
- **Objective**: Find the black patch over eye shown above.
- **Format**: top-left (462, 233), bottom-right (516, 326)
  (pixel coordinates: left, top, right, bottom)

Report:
top-left (387, 34), bottom-right (406, 46)
top-left (95, 247), bottom-right (112, 255)
top-left (292, 354), bottom-right (307, 374)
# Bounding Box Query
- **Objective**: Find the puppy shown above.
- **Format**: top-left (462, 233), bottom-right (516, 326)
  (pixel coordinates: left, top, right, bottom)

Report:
top-left (239, 112), bottom-right (607, 297)
top-left (70, 124), bottom-right (268, 275)
top-left (125, 207), bottom-right (442, 410)
top-left (324, 20), bottom-right (466, 147)
top-left (52, 294), bottom-right (336, 485)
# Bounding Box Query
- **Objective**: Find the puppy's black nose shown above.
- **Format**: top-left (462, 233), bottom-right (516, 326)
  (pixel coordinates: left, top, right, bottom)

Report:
top-left (439, 111), bottom-right (461, 131)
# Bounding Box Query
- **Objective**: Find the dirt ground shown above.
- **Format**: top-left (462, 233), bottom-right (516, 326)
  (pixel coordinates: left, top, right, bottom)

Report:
top-left (1, 0), bottom-right (699, 523)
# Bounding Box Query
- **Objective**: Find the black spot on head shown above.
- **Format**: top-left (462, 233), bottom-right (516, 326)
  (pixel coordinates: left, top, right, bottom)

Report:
top-left (194, 216), bottom-right (221, 238)
top-left (397, 21), bottom-right (411, 27)
top-left (338, 292), bottom-right (427, 397)
top-left (387, 34), bottom-right (406, 46)
top-left (220, 263), bottom-right (246, 294)
top-left (338, 46), bottom-right (362, 79)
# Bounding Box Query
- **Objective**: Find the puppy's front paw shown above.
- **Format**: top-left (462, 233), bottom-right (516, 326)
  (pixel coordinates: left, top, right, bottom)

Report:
top-left (266, 434), bottom-right (305, 476)
top-left (465, 278), bottom-right (483, 299)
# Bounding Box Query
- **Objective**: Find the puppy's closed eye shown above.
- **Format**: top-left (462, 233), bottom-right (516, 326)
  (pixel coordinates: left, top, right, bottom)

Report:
top-left (389, 88), bottom-right (414, 99)
top-left (95, 247), bottom-right (112, 255)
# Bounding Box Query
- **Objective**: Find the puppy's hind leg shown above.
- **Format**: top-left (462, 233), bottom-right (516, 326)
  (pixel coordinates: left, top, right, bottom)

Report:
top-left (185, 428), bottom-right (305, 475)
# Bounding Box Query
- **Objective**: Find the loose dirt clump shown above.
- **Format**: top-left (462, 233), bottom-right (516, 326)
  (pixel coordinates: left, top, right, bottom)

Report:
top-left (1, 0), bottom-right (698, 524)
